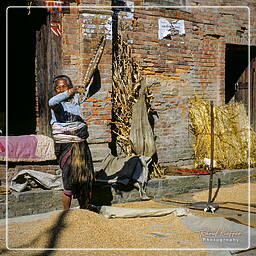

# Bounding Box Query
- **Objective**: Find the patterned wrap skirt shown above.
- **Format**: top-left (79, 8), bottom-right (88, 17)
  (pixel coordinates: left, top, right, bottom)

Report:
top-left (55, 141), bottom-right (94, 201)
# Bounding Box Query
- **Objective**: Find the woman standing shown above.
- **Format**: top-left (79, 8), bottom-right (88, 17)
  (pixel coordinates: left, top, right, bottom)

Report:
top-left (49, 75), bottom-right (94, 210)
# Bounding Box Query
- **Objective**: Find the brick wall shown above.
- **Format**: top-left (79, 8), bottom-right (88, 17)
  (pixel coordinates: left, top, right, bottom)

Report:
top-left (61, 2), bottom-right (113, 170)
top-left (115, 0), bottom-right (255, 167)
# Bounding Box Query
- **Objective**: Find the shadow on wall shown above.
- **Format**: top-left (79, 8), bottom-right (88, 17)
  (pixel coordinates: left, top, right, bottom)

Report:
top-left (87, 68), bottom-right (101, 98)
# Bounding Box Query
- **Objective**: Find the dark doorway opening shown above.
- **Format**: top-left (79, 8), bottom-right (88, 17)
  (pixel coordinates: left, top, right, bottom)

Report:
top-left (225, 44), bottom-right (256, 130)
top-left (5, 1), bottom-right (47, 135)
top-left (225, 44), bottom-right (249, 104)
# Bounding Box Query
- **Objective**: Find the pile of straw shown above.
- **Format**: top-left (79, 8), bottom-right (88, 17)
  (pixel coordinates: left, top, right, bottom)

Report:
top-left (151, 162), bottom-right (166, 178)
top-left (188, 96), bottom-right (256, 169)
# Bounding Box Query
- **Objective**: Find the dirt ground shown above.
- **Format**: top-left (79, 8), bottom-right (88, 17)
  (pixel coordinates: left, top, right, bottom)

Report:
top-left (0, 182), bottom-right (254, 256)
top-left (162, 182), bottom-right (256, 227)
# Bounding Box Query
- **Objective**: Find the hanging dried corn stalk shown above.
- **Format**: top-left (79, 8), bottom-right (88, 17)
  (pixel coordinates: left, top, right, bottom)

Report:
top-left (112, 34), bottom-right (143, 155)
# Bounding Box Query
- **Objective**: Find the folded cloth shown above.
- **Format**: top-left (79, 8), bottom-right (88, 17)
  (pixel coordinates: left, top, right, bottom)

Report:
top-left (52, 122), bottom-right (89, 143)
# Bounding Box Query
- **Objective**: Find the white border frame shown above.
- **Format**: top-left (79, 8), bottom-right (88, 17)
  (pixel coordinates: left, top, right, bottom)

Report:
top-left (5, 3), bottom-right (252, 253)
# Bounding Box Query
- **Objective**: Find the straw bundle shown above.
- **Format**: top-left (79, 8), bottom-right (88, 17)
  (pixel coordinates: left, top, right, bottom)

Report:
top-left (112, 34), bottom-right (143, 155)
top-left (188, 96), bottom-right (256, 169)
top-left (151, 162), bottom-right (166, 178)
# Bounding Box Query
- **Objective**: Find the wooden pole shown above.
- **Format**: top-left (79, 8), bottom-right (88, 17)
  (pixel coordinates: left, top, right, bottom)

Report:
top-left (208, 101), bottom-right (214, 203)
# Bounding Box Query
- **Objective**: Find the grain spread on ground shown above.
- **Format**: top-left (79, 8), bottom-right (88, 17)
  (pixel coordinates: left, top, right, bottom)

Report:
top-left (1, 183), bottom-right (255, 255)
top-left (191, 183), bottom-right (255, 206)
top-left (190, 182), bottom-right (256, 227)
top-left (0, 201), bottom-right (209, 256)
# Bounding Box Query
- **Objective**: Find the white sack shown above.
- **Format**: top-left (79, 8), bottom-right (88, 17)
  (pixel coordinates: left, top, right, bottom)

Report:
top-left (100, 206), bottom-right (189, 219)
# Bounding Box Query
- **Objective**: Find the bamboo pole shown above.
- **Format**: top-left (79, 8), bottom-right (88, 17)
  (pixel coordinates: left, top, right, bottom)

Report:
top-left (208, 100), bottom-right (214, 203)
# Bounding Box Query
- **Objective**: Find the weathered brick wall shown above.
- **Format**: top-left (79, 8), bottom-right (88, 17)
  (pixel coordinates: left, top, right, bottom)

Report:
top-left (116, 0), bottom-right (255, 167)
top-left (61, 1), bottom-right (113, 170)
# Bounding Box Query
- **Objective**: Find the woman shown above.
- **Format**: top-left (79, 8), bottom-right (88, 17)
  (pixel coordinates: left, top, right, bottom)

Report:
top-left (49, 75), bottom-right (94, 210)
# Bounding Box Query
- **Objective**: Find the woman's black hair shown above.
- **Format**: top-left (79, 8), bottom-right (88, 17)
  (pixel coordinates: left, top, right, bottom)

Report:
top-left (53, 75), bottom-right (73, 89)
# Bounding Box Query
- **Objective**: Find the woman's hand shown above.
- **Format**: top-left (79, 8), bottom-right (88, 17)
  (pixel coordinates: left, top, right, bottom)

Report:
top-left (68, 86), bottom-right (84, 96)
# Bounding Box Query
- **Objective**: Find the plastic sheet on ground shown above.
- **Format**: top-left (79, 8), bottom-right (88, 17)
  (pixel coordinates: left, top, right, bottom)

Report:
top-left (99, 205), bottom-right (189, 219)
top-left (10, 169), bottom-right (63, 192)
top-left (181, 215), bottom-right (256, 254)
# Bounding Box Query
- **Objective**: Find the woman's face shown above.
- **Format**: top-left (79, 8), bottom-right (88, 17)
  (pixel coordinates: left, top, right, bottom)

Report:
top-left (54, 79), bottom-right (71, 94)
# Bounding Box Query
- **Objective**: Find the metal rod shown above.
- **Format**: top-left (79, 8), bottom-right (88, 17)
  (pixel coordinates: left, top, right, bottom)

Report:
top-left (208, 100), bottom-right (214, 203)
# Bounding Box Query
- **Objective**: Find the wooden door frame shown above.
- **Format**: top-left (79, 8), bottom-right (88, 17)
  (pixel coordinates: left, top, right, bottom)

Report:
top-left (35, 13), bottom-right (62, 136)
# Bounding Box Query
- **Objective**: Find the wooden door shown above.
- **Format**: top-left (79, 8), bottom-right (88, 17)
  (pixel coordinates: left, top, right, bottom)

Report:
top-left (35, 14), bottom-right (62, 136)
top-left (235, 57), bottom-right (256, 131)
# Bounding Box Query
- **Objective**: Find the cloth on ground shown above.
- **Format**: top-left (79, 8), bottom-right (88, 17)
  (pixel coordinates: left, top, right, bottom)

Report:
top-left (181, 214), bottom-right (256, 253)
top-left (10, 169), bottom-right (63, 192)
top-left (96, 153), bottom-right (151, 200)
top-left (0, 135), bottom-right (56, 162)
top-left (99, 205), bottom-right (189, 218)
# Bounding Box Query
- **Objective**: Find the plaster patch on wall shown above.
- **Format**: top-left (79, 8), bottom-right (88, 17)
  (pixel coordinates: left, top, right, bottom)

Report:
top-left (105, 16), bottom-right (112, 39)
top-left (81, 14), bottom-right (112, 39)
top-left (158, 18), bottom-right (185, 40)
top-left (122, 1), bottom-right (134, 20)
top-left (81, 13), bottom-right (95, 36)
top-left (81, 13), bottom-right (95, 18)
